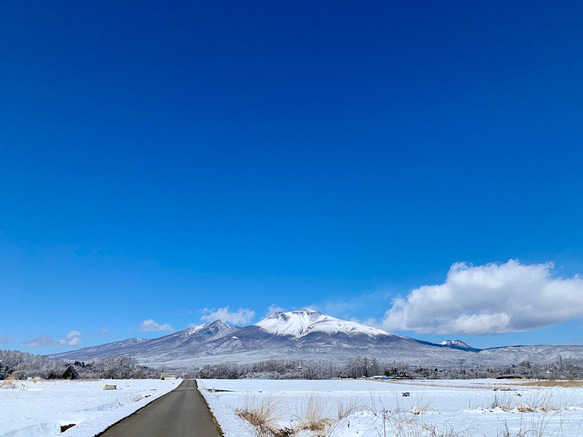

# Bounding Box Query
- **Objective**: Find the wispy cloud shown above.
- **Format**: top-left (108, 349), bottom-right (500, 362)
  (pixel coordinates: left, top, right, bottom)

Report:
top-left (201, 306), bottom-right (255, 325)
top-left (382, 260), bottom-right (583, 335)
top-left (265, 304), bottom-right (284, 318)
top-left (138, 319), bottom-right (174, 332)
top-left (25, 336), bottom-right (60, 348)
top-left (309, 289), bottom-right (390, 323)
top-left (25, 330), bottom-right (83, 348)
top-left (0, 334), bottom-right (14, 345)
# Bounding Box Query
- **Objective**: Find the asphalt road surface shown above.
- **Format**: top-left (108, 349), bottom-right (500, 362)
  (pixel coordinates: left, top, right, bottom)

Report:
top-left (98, 380), bottom-right (221, 437)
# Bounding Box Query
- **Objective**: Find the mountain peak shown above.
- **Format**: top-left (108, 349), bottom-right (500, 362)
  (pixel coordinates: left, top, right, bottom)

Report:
top-left (256, 309), bottom-right (390, 338)
top-left (184, 319), bottom-right (234, 337)
top-left (267, 308), bottom-right (324, 321)
top-left (440, 340), bottom-right (476, 350)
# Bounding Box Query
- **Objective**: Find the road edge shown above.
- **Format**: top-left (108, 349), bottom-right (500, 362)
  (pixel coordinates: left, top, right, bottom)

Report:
top-left (195, 379), bottom-right (225, 437)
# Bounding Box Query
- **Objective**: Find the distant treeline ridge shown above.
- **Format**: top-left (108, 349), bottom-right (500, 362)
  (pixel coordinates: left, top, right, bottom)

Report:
top-left (2, 350), bottom-right (583, 381)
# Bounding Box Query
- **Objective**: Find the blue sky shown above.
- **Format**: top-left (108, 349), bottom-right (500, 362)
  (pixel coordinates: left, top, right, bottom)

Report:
top-left (1, 1), bottom-right (582, 355)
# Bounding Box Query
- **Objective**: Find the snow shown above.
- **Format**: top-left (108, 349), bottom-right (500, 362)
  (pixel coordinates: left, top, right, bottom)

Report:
top-left (0, 379), bottom-right (179, 437)
top-left (4, 376), bottom-right (583, 437)
top-left (198, 378), bottom-right (583, 437)
top-left (440, 340), bottom-right (472, 348)
top-left (256, 309), bottom-right (390, 338)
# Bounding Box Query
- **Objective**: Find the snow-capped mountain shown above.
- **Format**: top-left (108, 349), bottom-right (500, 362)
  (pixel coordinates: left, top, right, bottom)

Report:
top-left (49, 309), bottom-right (583, 368)
top-left (256, 309), bottom-right (390, 338)
top-left (49, 310), bottom-right (432, 365)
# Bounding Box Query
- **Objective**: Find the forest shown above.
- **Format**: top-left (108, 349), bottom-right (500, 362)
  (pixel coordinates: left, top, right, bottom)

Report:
top-left (0, 350), bottom-right (157, 380)
top-left (193, 356), bottom-right (583, 380)
top-left (3, 349), bottom-right (583, 381)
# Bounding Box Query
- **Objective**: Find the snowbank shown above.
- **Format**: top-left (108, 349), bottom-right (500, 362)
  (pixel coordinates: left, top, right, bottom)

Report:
top-left (0, 379), bottom-right (179, 437)
top-left (198, 378), bottom-right (583, 436)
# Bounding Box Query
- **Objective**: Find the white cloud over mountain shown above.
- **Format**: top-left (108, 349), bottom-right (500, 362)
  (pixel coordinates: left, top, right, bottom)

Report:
top-left (265, 304), bottom-right (284, 318)
top-left (382, 260), bottom-right (583, 335)
top-left (138, 319), bottom-right (174, 332)
top-left (200, 306), bottom-right (255, 325)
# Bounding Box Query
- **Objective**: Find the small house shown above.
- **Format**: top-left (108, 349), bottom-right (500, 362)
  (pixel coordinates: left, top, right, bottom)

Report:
top-left (161, 373), bottom-right (176, 380)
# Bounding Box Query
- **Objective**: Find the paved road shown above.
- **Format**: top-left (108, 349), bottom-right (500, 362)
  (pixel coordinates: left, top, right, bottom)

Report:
top-left (98, 380), bottom-right (221, 437)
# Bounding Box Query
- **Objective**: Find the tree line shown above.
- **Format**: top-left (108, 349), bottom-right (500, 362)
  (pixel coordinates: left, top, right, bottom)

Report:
top-left (192, 356), bottom-right (583, 380)
top-left (3, 349), bottom-right (583, 381)
top-left (0, 350), bottom-right (158, 380)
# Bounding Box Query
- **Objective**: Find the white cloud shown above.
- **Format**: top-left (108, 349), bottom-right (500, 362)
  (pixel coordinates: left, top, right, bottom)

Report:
top-left (201, 306), bottom-right (255, 325)
top-left (96, 327), bottom-right (109, 335)
top-left (382, 259), bottom-right (583, 335)
top-left (62, 330), bottom-right (83, 346)
top-left (25, 336), bottom-right (60, 348)
top-left (0, 334), bottom-right (14, 344)
top-left (24, 330), bottom-right (83, 348)
top-left (265, 304), bottom-right (284, 318)
top-left (66, 330), bottom-right (82, 338)
top-left (138, 319), bottom-right (174, 332)
top-left (359, 317), bottom-right (383, 329)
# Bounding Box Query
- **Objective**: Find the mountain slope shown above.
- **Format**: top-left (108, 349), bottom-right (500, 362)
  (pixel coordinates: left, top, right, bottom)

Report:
top-left (51, 310), bottom-right (476, 366)
top-left (50, 320), bottom-right (238, 362)
top-left (50, 337), bottom-right (150, 361)
top-left (48, 309), bottom-right (583, 368)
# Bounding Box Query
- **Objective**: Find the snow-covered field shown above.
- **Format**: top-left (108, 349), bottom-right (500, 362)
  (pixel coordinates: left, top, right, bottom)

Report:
top-left (199, 378), bottom-right (583, 436)
top-left (0, 378), bottom-right (179, 437)
top-left (3, 377), bottom-right (583, 436)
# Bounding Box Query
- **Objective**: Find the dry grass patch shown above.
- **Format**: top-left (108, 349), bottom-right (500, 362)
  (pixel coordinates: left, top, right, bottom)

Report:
top-left (336, 397), bottom-right (362, 420)
top-left (236, 395), bottom-right (283, 437)
top-left (236, 393), bottom-right (338, 436)
top-left (380, 410), bottom-right (467, 437)
top-left (497, 414), bottom-right (559, 437)
top-left (486, 391), bottom-right (564, 414)
top-left (297, 393), bottom-right (334, 434)
top-left (0, 375), bottom-right (16, 389)
top-left (410, 396), bottom-right (434, 416)
top-left (521, 380), bottom-right (583, 388)
top-left (489, 392), bottom-right (520, 411)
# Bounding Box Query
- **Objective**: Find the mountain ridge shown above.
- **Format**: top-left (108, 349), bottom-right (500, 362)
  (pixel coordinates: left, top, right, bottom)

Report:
top-left (48, 309), bottom-right (583, 368)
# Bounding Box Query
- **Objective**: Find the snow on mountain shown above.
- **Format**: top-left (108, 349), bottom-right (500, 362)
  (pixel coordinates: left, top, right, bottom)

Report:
top-left (173, 320), bottom-right (236, 341)
top-left (47, 310), bottom-right (583, 369)
top-left (49, 320), bottom-right (238, 362)
top-left (256, 309), bottom-right (390, 338)
top-left (102, 338), bottom-right (149, 348)
top-left (440, 340), bottom-right (476, 350)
